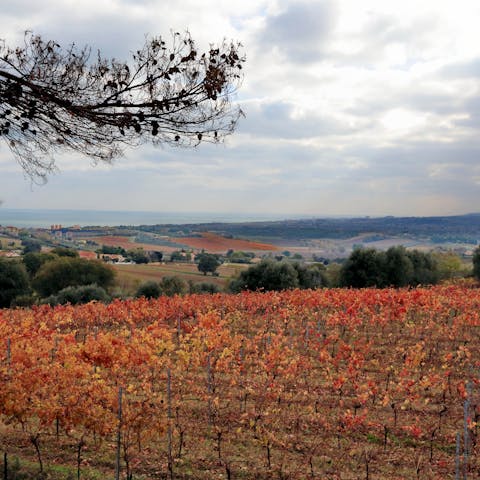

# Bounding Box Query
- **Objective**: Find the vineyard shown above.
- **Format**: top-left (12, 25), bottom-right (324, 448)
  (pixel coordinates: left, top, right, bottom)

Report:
top-left (1, 285), bottom-right (480, 479)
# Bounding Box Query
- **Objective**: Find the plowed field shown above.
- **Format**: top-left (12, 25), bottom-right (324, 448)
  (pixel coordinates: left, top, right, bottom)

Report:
top-left (172, 232), bottom-right (277, 252)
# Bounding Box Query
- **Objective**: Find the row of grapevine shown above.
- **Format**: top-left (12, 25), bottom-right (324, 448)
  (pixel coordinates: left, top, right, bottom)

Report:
top-left (0, 285), bottom-right (479, 479)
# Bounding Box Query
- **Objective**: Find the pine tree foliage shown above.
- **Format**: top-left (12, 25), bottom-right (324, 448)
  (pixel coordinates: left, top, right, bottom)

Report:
top-left (0, 32), bottom-right (245, 178)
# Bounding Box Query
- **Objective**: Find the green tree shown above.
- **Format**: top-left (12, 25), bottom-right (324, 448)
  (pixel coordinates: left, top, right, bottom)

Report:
top-left (189, 281), bottom-right (220, 294)
top-left (197, 253), bottom-right (222, 275)
top-left (44, 284), bottom-right (110, 306)
top-left (340, 248), bottom-right (386, 288)
top-left (33, 257), bottom-right (115, 297)
top-left (473, 246), bottom-right (480, 280)
top-left (226, 250), bottom-right (254, 264)
top-left (230, 259), bottom-right (300, 292)
top-left (170, 250), bottom-right (191, 262)
top-left (126, 249), bottom-right (149, 264)
top-left (149, 251), bottom-right (163, 262)
top-left (22, 252), bottom-right (56, 277)
top-left (407, 250), bottom-right (439, 285)
top-left (21, 238), bottom-right (42, 254)
top-left (341, 246), bottom-right (441, 288)
top-left (433, 252), bottom-right (467, 281)
top-left (0, 258), bottom-right (30, 307)
top-left (325, 262), bottom-right (343, 288)
top-left (135, 281), bottom-right (162, 299)
top-left (50, 247), bottom-right (79, 257)
top-left (293, 263), bottom-right (329, 289)
top-left (170, 251), bottom-right (183, 262)
top-left (100, 245), bottom-right (127, 255)
top-left (159, 276), bottom-right (188, 297)
top-left (384, 246), bottom-right (413, 287)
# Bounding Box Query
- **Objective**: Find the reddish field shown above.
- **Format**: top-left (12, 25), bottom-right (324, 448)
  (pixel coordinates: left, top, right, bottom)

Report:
top-left (78, 250), bottom-right (97, 260)
top-left (85, 233), bottom-right (277, 254)
top-left (172, 232), bottom-right (278, 252)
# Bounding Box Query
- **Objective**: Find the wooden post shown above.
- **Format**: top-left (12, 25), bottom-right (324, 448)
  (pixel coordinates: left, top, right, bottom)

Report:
top-left (115, 387), bottom-right (123, 480)
top-left (455, 432), bottom-right (460, 480)
top-left (463, 381), bottom-right (472, 480)
top-left (207, 354), bottom-right (214, 425)
top-left (6, 338), bottom-right (10, 365)
top-left (167, 368), bottom-right (174, 480)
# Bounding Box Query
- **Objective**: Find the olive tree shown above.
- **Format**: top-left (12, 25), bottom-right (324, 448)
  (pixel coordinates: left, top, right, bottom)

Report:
top-left (230, 259), bottom-right (300, 292)
top-left (33, 257), bottom-right (115, 297)
top-left (0, 258), bottom-right (30, 307)
top-left (197, 253), bottom-right (221, 275)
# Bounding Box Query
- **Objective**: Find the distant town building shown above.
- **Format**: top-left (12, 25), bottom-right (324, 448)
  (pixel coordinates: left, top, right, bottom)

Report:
top-left (0, 250), bottom-right (21, 258)
top-left (100, 253), bottom-right (126, 263)
top-left (5, 226), bottom-right (20, 236)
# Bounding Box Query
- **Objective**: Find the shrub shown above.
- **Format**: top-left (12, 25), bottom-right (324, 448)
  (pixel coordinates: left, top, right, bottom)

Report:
top-left (229, 259), bottom-right (300, 292)
top-left (159, 276), bottom-right (188, 296)
top-left (189, 281), bottom-right (220, 294)
top-left (340, 247), bottom-right (441, 288)
top-left (21, 238), bottom-right (42, 254)
top-left (50, 247), bottom-right (79, 257)
top-left (11, 294), bottom-right (37, 308)
top-left (135, 281), bottom-right (162, 299)
top-left (340, 248), bottom-right (386, 288)
top-left (226, 250), bottom-right (254, 264)
top-left (293, 263), bottom-right (329, 288)
top-left (23, 252), bottom-right (56, 277)
top-left (0, 258), bottom-right (31, 308)
top-left (433, 252), bottom-right (468, 281)
top-left (33, 257), bottom-right (115, 297)
top-left (126, 249), bottom-right (149, 264)
top-left (43, 284), bottom-right (110, 306)
top-left (407, 250), bottom-right (439, 285)
top-left (384, 246), bottom-right (413, 287)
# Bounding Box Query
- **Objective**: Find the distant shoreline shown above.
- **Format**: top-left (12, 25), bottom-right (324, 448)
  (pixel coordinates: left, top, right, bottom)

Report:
top-left (0, 208), bottom-right (307, 228)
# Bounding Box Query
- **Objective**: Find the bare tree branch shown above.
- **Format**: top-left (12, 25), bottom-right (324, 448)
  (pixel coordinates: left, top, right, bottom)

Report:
top-left (0, 32), bottom-right (245, 179)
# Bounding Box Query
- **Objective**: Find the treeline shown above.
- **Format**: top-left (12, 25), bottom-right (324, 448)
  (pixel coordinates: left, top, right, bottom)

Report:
top-left (229, 259), bottom-right (328, 292)
top-left (98, 245), bottom-right (164, 263)
top-left (134, 213), bottom-right (480, 241)
top-left (0, 248), bottom-right (114, 308)
top-left (135, 278), bottom-right (220, 299)
top-left (229, 245), bottom-right (480, 291)
top-left (1, 245), bottom-right (479, 308)
top-left (339, 246), bottom-right (439, 288)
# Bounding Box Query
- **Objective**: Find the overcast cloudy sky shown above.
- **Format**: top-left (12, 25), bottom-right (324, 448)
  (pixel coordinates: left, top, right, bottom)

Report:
top-left (1, 0), bottom-right (479, 217)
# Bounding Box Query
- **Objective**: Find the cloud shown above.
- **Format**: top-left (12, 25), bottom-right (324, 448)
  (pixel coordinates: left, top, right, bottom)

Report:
top-left (330, 12), bottom-right (439, 67)
top-left (259, 1), bottom-right (337, 63)
top-left (1, 0), bottom-right (480, 217)
top-left (237, 100), bottom-right (355, 139)
top-left (441, 57), bottom-right (480, 79)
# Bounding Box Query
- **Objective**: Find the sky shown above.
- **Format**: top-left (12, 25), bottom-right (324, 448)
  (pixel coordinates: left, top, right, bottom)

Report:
top-left (1, 0), bottom-right (480, 218)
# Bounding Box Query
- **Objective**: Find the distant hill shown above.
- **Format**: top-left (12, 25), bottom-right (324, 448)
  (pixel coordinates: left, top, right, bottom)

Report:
top-left (133, 213), bottom-right (480, 243)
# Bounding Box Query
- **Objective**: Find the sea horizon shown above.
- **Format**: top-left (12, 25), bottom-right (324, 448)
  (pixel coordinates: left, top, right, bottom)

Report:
top-left (1, 208), bottom-right (476, 229)
top-left (0, 208), bottom-right (312, 228)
